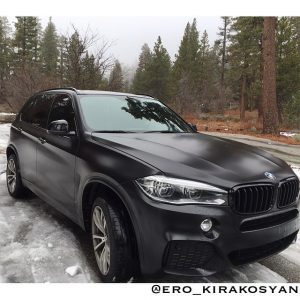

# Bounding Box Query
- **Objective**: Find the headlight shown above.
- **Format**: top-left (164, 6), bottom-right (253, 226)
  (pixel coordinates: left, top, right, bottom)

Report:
top-left (135, 175), bottom-right (228, 205)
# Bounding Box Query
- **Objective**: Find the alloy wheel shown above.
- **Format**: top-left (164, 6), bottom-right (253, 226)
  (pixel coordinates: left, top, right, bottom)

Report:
top-left (7, 158), bottom-right (17, 193)
top-left (92, 206), bottom-right (111, 275)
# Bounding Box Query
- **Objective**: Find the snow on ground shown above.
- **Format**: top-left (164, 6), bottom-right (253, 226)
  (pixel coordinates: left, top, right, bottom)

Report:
top-left (292, 166), bottom-right (300, 179)
top-left (0, 176), bottom-right (98, 282)
top-left (0, 161), bottom-right (98, 281)
top-left (0, 123), bottom-right (299, 283)
top-left (0, 113), bottom-right (15, 116)
top-left (280, 131), bottom-right (296, 137)
top-left (65, 265), bottom-right (82, 277)
top-left (280, 237), bottom-right (300, 266)
top-left (0, 123), bottom-right (10, 153)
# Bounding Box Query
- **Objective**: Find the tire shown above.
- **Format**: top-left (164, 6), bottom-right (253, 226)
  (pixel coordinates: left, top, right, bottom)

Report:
top-left (6, 154), bottom-right (27, 198)
top-left (90, 197), bottom-right (136, 282)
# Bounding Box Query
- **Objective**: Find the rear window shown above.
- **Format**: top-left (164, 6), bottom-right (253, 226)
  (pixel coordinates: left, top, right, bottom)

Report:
top-left (21, 94), bottom-right (53, 129)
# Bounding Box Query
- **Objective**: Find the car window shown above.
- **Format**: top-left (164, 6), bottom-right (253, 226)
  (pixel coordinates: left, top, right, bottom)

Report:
top-left (48, 94), bottom-right (76, 132)
top-left (21, 94), bottom-right (53, 129)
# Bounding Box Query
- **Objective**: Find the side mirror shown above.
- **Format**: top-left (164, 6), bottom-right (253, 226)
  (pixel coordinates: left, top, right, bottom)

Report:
top-left (189, 123), bottom-right (198, 132)
top-left (48, 120), bottom-right (70, 135)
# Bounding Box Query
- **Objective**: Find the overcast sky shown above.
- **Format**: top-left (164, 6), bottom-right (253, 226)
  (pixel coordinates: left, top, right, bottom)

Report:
top-left (8, 16), bottom-right (221, 68)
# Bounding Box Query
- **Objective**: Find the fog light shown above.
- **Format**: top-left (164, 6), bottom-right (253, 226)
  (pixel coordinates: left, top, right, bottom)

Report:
top-left (201, 218), bottom-right (213, 232)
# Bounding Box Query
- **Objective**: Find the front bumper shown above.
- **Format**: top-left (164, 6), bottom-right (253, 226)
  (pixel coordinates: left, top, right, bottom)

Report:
top-left (123, 182), bottom-right (299, 276)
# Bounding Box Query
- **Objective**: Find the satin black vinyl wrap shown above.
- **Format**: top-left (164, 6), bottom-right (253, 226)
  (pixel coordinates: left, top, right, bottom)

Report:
top-left (121, 181), bottom-right (299, 276)
top-left (7, 89), bottom-right (300, 277)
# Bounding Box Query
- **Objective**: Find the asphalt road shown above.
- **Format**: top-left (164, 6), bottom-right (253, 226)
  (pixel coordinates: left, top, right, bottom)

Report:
top-left (205, 132), bottom-right (300, 166)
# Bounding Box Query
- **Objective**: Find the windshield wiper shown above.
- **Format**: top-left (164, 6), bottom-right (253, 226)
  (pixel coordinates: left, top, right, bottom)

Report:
top-left (92, 130), bottom-right (137, 133)
top-left (93, 130), bottom-right (185, 133)
top-left (143, 130), bottom-right (180, 133)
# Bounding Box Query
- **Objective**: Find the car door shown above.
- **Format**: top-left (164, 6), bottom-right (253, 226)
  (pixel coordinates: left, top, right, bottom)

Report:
top-left (36, 93), bottom-right (79, 217)
top-left (14, 94), bottom-right (53, 184)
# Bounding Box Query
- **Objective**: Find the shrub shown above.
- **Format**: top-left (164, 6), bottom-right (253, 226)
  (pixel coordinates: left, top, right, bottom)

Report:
top-left (294, 135), bottom-right (300, 142)
top-left (283, 92), bottom-right (300, 129)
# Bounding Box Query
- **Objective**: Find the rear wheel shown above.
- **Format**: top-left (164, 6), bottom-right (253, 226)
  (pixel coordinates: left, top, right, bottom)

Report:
top-left (91, 197), bottom-right (136, 282)
top-left (6, 154), bottom-right (27, 198)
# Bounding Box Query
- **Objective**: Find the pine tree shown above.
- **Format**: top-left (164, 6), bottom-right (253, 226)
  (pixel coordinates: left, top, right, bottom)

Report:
top-left (198, 30), bottom-right (210, 92)
top-left (0, 17), bottom-right (12, 109)
top-left (227, 17), bottom-right (263, 120)
top-left (172, 22), bottom-right (190, 81)
top-left (197, 31), bottom-right (220, 111)
top-left (292, 17), bottom-right (300, 53)
top-left (0, 17), bottom-right (11, 83)
top-left (7, 17), bottom-right (55, 111)
top-left (262, 17), bottom-right (279, 134)
top-left (147, 36), bottom-right (172, 101)
top-left (108, 60), bottom-right (124, 92)
top-left (188, 18), bottom-right (200, 84)
top-left (62, 27), bottom-right (113, 89)
top-left (173, 19), bottom-right (199, 83)
top-left (58, 35), bottom-right (68, 87)
top-left (132, 43), bottom-right (152, 94)
top-left (40, 17), bottom-right (59, 77)
top-left (172, 19), bottom-right (200, 112)
top-left (13, 17), bottom-right (41, 66)
top-left (64, 30), bottom-right (85, 87)
top-left (81, 53), bottom-right (102, 89)
top-left (276, 17), bottom-right (300, 121)
top-left (216, 16), bottom-right (231, 112)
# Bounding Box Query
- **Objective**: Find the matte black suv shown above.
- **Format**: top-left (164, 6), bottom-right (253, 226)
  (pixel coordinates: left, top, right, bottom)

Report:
top-left (6, 88), bottom-right (300, 282)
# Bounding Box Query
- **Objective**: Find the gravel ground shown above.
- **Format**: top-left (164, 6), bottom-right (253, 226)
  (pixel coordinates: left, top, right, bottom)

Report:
top-left (0, 124), bottom-right (299, 283)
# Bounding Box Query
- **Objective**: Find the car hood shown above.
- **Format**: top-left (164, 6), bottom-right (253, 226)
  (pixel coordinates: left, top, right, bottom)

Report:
top-left (91, 132), bottom-right (295, 189)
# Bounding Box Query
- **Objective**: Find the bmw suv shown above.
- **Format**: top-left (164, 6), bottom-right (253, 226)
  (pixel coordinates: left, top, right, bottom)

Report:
top-left (6, 88), bottom-right (300, 282)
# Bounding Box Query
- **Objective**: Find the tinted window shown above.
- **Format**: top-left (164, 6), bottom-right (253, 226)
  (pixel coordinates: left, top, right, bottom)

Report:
top-left (21, 94), bottom-right (53, 129)
top-left (79, 95), bottom-right (192, 133)
top-left (48, 94), bottom-right (76, 132)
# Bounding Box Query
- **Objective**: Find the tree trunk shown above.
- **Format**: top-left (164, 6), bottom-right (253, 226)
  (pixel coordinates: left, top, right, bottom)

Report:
top-left (240, 75), bottom-right (246, 121)
top-left (262, 17), bottom-right (279, 134)
top-left (258, 34), bottom-right (263, 121)
top-left (219, 17), bottom-right (229, 114)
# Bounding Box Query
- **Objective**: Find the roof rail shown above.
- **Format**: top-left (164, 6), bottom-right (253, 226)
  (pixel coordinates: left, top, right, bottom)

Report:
top-left (39, 87), bottom-right (78, 93)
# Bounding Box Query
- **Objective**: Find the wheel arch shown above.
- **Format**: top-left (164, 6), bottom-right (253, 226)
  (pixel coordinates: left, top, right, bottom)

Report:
top-left (6, 144), bottom-right (18, 160)
top-left (79, 176), bottom-right (142, 268)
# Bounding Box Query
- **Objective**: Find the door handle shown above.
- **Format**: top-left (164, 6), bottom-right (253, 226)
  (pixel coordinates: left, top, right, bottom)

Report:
top-left (38, 137), bottom-right (47, 144)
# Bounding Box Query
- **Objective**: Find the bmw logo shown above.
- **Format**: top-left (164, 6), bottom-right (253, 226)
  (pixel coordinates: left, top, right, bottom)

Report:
top-left (264, 172), bottom-right (276, 180)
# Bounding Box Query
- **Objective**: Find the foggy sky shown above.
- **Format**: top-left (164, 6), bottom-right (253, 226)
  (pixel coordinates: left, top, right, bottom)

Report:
top-left (8, 16), bottom-right (221, 67)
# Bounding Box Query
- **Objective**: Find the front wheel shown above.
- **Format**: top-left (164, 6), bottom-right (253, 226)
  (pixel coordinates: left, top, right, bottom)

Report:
top-left (91, 197), bottom-right (136, 282)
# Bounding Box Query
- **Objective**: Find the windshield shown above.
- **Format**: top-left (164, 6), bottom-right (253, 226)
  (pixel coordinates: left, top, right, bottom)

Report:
top-left (78, 95), bottom-right (193, 133)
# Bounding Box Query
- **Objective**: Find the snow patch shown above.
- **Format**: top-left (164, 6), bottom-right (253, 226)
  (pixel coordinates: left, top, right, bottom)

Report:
top-left (65, 265), bottom-right (82, 277)
top-left (0, 126), bottom-right (10, 149)
top-left (0, 113), bottom-right (15, 116)
top-left (291, 165), bottom-right (300, 179)
top-left (280, 131), bottom-right (296, 137)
